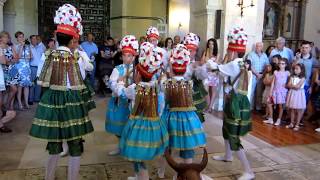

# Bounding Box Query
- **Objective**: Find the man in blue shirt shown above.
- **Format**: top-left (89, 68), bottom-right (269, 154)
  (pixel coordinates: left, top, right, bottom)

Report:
top-left (29, 35), bottom-right (45, 104)
top-left (294, 41), bottom-right (319, 104)
top-left (269, 37), bottom-right (294, 63)
top-left (81, 33), bottom-right (98, 89)
top-left (247, 42), bottom-right (269, 111)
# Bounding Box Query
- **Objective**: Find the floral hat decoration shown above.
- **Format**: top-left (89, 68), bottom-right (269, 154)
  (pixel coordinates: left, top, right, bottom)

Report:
top-left (120, 35), bottom-right (139, 55)
top-left (183, 33), bottom-right (200, 51)
top-left (54, 4), bottom-right (83, 39)
top-left (146, 26), bottom-right (160, 40)
top-left (170, 44), bottom-right (191, 74)
top-left (227, 26), bottom-right (248, 53)
top-left (137, 42), bottom-right (163, 80)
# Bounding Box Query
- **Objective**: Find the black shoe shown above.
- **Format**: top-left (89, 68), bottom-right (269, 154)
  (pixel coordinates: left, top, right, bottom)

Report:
top-left (0, 126), bottom-right (12, 133)
top-left (28, 102), bottom-right (34, 105)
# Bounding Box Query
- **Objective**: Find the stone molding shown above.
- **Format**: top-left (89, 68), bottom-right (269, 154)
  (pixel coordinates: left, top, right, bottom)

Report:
top-left (0, 0), bottom-right (6, 6)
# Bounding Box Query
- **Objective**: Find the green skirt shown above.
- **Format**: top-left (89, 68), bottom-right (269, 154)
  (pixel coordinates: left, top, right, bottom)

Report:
top-left (81, 78), bottom-right (96, 111)
top-left (192, 77), bottom-right (208, 123)
top-left (222, 91), bottom-right (252, 151)
top-left (29, 89), bottom-right (94, 142)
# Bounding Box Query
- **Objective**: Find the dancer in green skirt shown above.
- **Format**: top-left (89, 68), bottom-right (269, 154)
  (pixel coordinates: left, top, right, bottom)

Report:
top-left (29, 4), bottom-right (94, 180)
top-left (210, 27), bottom-right (255, 180)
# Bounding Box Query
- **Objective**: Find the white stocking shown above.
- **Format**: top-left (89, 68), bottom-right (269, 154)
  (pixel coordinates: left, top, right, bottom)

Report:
top-left (138, 168), bottom-right (149, 180)
top-left (235, 149), bottom-right (252, 174)
top-left (158, 156), bottom-right (166, 178)
top-left (68, 156), bottom-right (81, 180)
top-left (45, 155), bottom-right (60, 180)
top-left (225, 140), bottom-right (233, 159)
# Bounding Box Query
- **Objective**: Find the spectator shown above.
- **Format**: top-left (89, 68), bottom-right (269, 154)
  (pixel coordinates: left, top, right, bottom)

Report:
top-left (202, 38), bottom-right (220, 112)
top-left (0, 31), bottom-right (12, 133)
top-left (36, 35), bottom-right (46, 53)
top-left (294, 41), bottom-right (318, 103)
top-left (247, 42), bottom-right (269, 111)
top-left (265, 45), bottom-right (275, 58)
top-left (173, 35), bottom-right (181, 47)
top-left (269, 37), bottom-right (294, 63)
top-left (164, 37), bottom-right (173, 54)
top-left (139, 36), bottom-right (146, 45)
top-left (271, 54), bottom-right (281, 72)
top-left (0, 31), bottom-right (18, 123)
top-left (113, 41), bottom-right (122, 66)
top-left (45, 38), bottom-right (56, 50)
top-left (98, 37), bottom-right (115, 95)
top-left (29, 35), bottom-right (45, 105)
top-left (310, 67), bottom-right (320, 132)
top-left (14, 31), bottom-right (32, 110)
top-left (81, 33), bottom-right (98, 89)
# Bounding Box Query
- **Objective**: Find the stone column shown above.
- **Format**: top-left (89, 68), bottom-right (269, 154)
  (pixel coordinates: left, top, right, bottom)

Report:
top-left (0, 0), bottom-right (7, 31)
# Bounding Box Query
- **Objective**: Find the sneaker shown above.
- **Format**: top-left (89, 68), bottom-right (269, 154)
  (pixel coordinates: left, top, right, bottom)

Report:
top-left (286, 123), bottom-right (294, 129)
top-left (127, 176), bottom-right (137, 180)
top-left (0, 126), bottom-right (12, 133)
top-left (108, 148), bottom-right (120, 156)
top-left (60, 151), bottom-right (68, 157)
top-left (263, 118), bottom-right (274, 124)
top-left (238, 172), bottom-right (255, 180)
top-left (157, 168), bottom-right (165, 179)
top-left (315, 128), bottom-right (320, 132)
top-left (274, 119), bottom-right (281, 126)
top-left (212, 155), bottom-right (233, 162)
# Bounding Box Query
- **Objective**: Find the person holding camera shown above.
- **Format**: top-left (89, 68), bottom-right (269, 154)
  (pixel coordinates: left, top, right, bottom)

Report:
top-left (14, 31), bottom-right (32, 110)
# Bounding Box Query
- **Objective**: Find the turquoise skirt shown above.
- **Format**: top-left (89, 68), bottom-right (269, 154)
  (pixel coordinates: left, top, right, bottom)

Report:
top-left (119, 116), bottom-right (169, 162)
top-left (105, 96), bottom-right (130, 136)
top-left (166, 110), bottom-right (206, 150)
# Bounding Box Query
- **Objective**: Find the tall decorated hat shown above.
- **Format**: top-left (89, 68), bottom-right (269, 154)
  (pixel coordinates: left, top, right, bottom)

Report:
top-left (170, 44), bottom-right (191, 75)
top-left (183, 32), bottom-right (200, 51)
top-left (227, 26), bottom-right (248, 53)
top-left (146, 26), bottom-right (160, 40)
top-left (54, 4), bottom-right (83, 39)
top-left (137, 42), bottom-right (162, 80)
top-left (120, 35), bottom-right (139, 55)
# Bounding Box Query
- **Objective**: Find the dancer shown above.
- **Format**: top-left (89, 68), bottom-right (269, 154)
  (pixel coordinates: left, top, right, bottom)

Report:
top-left (210, 27), bottom-right (255, 180)
top-left (105, 35), bottom-right (139, 155)
top-left (119, 42), bottom-right (169, 180)
top-left (59, 37), bottom-right (96, 157)
top-left (183, 33), bottom-right (208, 123)
top-left (29, 4), bottom-right (94, 180)
top-left (161, 44), bottom-right (207, 179)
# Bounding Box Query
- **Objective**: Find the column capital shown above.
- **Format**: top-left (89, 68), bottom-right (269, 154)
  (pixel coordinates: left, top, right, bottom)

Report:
top-left (0, 0), bottom-right (6, 6)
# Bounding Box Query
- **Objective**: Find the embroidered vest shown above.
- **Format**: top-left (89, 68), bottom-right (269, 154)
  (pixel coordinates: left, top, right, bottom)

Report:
top-left (131, 83), bottom-right (158, 120)
top-left (38, 49), bottom-right (86, 91)
top-left (164, 79), bottom-right (196, 111)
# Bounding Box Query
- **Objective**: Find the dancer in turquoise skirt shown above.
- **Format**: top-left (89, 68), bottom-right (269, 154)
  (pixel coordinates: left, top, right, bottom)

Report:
top-left (29, 4), bottom-right (94, 180)
top-left (105, 35), bottom-right (139, 155)
top-left (119, 42), bottom-right (169, 180)
top-left (160, 45), bottom-right (206, 177)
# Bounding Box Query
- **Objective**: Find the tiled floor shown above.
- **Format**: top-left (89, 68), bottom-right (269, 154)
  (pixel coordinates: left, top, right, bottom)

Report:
top-left (1, 97), bottom-right (320, 179)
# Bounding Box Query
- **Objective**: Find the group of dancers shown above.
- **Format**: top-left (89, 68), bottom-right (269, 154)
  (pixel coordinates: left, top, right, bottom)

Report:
top-left (28, 4), bottom-right (255, 180)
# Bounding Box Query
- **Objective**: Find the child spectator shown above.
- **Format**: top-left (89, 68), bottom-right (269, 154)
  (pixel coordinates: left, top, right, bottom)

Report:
top-left (262, 64), bottom-right (274, 121)
top-left (286, 64), bottom-right (306, 131)
top-left (265, 58), bottom-right (290, 125)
